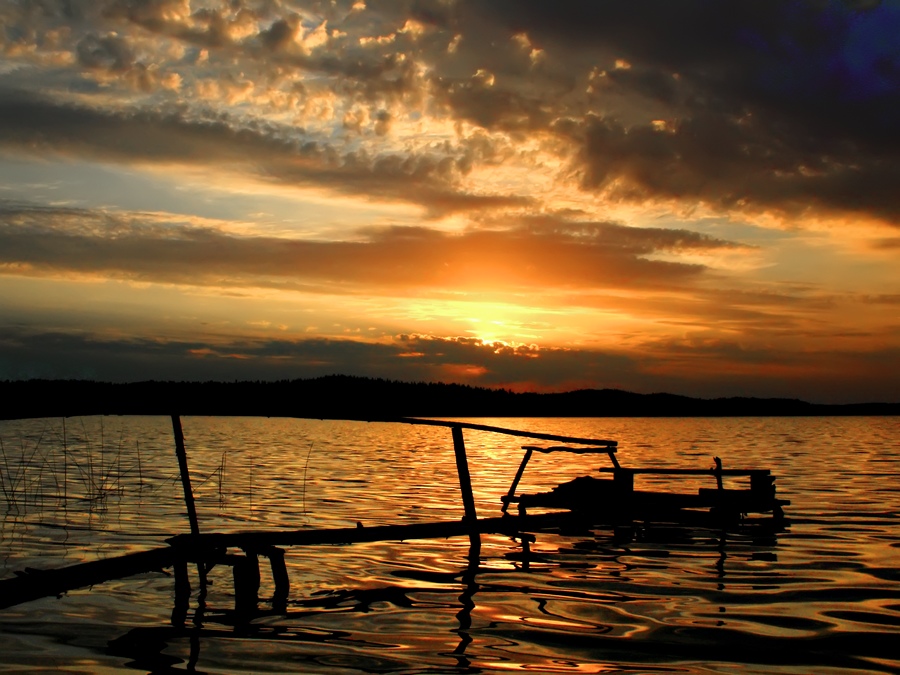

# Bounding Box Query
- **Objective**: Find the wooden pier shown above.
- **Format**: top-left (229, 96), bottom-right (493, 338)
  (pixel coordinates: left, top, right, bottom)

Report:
top-left (0, 415), bottom-right (788, 615)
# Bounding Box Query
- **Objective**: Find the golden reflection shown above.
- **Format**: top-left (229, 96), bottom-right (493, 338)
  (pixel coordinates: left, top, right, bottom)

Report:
top-left (0, 416), bottom-right (898, 673)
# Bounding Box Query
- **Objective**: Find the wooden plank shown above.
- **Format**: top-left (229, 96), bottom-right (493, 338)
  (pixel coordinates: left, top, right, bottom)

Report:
top-left (167, 513), bottom-right (579, 553)
top-left (389, 418), bottom-right (618, 447)
top-left (597, 468), bottom-right (770, 476)
top-left (698, 487), bottom-right (790, 507)
top-left (522, 445), bottom-right (617, 454)
top-left (0, 546), bottom-right (177, 610)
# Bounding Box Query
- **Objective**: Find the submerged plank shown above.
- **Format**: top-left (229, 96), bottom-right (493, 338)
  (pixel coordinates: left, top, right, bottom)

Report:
top-left (167, 514), bottom-right (570, 552)
top-left (0, 546), bottom-right (177, 610)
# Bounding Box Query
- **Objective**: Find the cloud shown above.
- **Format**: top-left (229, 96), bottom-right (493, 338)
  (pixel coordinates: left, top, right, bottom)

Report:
top-left (432, 0), bottom-right (900, 224)
top-left (0, 326), bottom-right (634, 387)
top-left (1, 326), bottom-right (897, 402)
top-left (76, 33), bottom-right (135, 71)
top-left (0, 202), bottom-right (739, 293)
top-left (635, 332), bottom-right (900, 403)
top-left (0, 323), bottom-right (644, 393)
top-left (391, 333), bottom-right (642, 390)
top-left (8, 0), bottom-right (898, 225)
top-left (0, 327), bottom-right (401, 381)
top-left (561, 110), bottom-right (900, 223)
top-left (0, 90), bottom-right (526, 215)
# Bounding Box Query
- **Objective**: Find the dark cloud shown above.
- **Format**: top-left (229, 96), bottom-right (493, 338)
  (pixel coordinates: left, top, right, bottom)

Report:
top-left (8, 1), bottom-right (897, 222)
top-left (392, 334), bottom-right (642, 391)
top-left (1, 326), bottom-right (896, 402)
top-left (431, 73), bottom-right (555, 133)
top-left (557, 110), bottom-right (900, 221)
top-left (516, 215), bottom-right (742, 254)
top-left (468, 0), bottom-right (900, 121)
top-left (0, 90), bottom-right (288, 163)
top-left (438, 0), bottom-right (900, 223)
top-left (0, 202), bottom-right (736, 291)
top-left (76, 33), bottom-right (134, 71)
top-left (0, 328), bottom-right (406, 382)
top-left (0, 326), bottom-right (639, 387)
top-left (637, 333), bottom-right (900, 403)
top-left (0, 91), bottom-right (523, 216)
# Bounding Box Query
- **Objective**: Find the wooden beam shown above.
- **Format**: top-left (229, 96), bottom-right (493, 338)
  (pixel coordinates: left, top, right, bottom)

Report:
top-left (598, 468), bottom-right (770, 476)
top-left (393, 417), bottom-right (617, 447)
top-left (0, 546), bottom-right (177, 610)
top-left (167, 513), bottom-right (573, 553)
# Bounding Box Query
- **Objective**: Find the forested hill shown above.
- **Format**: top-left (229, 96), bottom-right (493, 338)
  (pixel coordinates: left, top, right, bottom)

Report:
top-left (2, 376), bottom-right (897, 420)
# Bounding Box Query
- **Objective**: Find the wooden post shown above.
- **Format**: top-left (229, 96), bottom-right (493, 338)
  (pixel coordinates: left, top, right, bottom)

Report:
top-left (750, 472), bottom-right (775, 498)
top-left (452, 426), bottom-right (478, 523)
top-left (171, 415), bottom-right (200, 536)
top-left (451, 426), bottom-right (481, 549)
top-left (264, 546), bottom-right (290, 613)
top-left (613, 468), bottom-right (634, 494)
top-left (233, 551), bottom-right (260, 615)
top-left (171, 558), bottom-right (190, 628)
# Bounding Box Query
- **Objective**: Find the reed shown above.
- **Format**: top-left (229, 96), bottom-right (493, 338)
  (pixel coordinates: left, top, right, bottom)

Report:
top-left (301, 441), bottom-right (315, 522)
top-left (218, 451), bottom-right (226, 504)
top-left (0, 428), bottom-right (48, 513)
top-left (0, 417), bottom-right (234, 524)
top-left (191, 450), bottom-right (228, 507)
top-left (0, 437), bottom-right (20, 511)
top-left (0, 418), bottom-right (136, 516)
top-left (62, 419), bottom-right (129, 510)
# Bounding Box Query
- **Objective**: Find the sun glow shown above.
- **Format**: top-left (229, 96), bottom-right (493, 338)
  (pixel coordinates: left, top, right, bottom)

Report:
top-left (467, 318), bottom-right (508, 344)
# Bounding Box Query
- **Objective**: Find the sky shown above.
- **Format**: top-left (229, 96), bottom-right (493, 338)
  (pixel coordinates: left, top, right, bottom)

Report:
top-left (0, 0), bottom-right (899, 403)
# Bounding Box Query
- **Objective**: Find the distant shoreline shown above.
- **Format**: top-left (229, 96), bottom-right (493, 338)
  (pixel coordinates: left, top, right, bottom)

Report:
top-left (1, 376), bottom-right (897, 420)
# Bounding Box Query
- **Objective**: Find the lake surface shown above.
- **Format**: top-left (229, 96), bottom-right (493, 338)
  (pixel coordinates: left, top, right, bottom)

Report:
top-left (0, 415), bottom-right (898, 674)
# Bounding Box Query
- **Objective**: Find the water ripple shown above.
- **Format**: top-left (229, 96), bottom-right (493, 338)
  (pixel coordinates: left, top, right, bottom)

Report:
top-left (0, 415), bottom-right (898, 674)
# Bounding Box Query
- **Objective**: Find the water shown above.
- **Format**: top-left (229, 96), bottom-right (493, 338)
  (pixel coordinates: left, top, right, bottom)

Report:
top-left (0, 415), bottom-right (898, 674)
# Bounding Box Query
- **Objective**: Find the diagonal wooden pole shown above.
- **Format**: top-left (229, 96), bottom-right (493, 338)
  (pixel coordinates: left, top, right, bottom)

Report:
top-left (170, 414), bottom-right (206, 624)
top-left (171, 415), bottom-right (200, 536)
top-left (451, 426), bottom-right (481, 550)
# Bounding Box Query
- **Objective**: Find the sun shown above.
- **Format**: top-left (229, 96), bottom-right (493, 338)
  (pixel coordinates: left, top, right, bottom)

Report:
top-left (467, 317), bottom-right (510, 345)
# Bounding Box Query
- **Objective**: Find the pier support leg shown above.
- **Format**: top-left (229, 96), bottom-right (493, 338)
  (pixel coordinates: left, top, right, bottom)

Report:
top-left (172, 558), bottom-right (190, 628)
top-left (233, 551), bottom-right (260, 616)
top-left (452, 426), bottom-right (481, 549)
top-left (267, 547), bottom-right (290, 613)
top-left (453, 536), bottom-right (481, 665)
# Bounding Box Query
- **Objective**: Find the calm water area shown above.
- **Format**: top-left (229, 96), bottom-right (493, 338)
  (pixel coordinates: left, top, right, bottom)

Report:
top-left (0, 415), bottom-right (898, 674)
